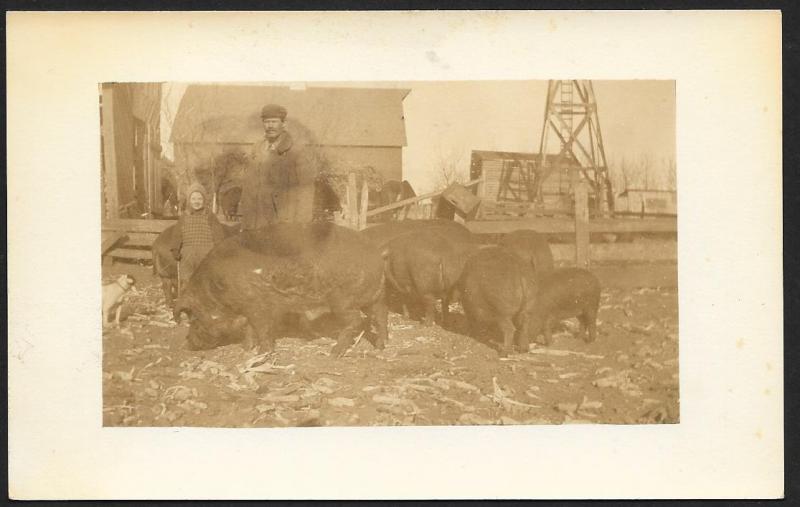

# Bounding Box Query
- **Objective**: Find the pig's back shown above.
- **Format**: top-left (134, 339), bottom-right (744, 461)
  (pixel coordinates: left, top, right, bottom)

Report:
top-left (460, 247), bottom-right (534, 319)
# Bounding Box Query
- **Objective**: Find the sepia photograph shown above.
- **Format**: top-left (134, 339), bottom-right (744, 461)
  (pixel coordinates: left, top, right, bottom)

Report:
top-left (100, 80), bottom-right (678, 427)
top-left (9, 11), bottom-right (781, 500)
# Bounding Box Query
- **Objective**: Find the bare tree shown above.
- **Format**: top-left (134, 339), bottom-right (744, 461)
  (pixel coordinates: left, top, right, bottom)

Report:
top-left (610, 156), bottom-right (631, 193)
top-left (610, 152), bottom-right (678, 193)
top-left (430, 142), bottom-right (467, 192)
top-left (664, 156), bottom-right (677, 191)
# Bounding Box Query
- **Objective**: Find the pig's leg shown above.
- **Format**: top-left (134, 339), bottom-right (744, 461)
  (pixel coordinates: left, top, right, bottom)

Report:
top-left (298, 313), bottom-right (322, 339)
top-left (330, 309), bottom-right (364, 357)
top-left (422, 295), bottom-right (437, 327)
top-left (465, 312), bottom-right (484, 339)
top-left (497, 317), bottom-right (516, 357)
top-left (514, 313), bottom-right (531, 353)
top-left (241, 322), bottom-right (257, 350)
top-left (244, 313), bottom-right (276, 354)
top-left (256, 326), bottom-right (276, 354)
top-left (364, 299), bottom-right (388, 350)
top-left (374, 300), bottom-right (389, 349)
top-left (581, 307), bottom-right (598, 343)
top-left (161, 277), bottom-right (175, 309)
top-left (542, 317), bottom-right (554, 346)
top-left (441, 292), bottom-right (451, 327)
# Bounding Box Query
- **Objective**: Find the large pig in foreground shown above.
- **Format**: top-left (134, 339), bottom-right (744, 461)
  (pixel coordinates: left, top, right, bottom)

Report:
top-left (175, 222), bottom-right (388, 356)
top-left (151, 222), bottom-right (238, 309)
top-left (499, 229), bottom-right (555, 277)
top-left (383, 228), bottom-right (478, 326)
top-left (459, 246), bottom-right (539, 356)
top-left (527, 267), bottom-right (601, 345)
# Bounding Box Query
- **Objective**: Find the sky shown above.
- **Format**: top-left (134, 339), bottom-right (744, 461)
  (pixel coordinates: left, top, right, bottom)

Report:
top-left (161, 80), bottom-right (675, 193)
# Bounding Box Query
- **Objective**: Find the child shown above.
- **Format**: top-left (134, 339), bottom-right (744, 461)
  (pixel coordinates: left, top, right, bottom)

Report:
top-left (171, 182), bottom-right (226, 288)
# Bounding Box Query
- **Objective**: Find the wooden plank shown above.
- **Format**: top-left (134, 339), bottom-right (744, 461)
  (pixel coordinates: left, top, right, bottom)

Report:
top-left (464, 217), bottom-right (676, 235)
top-left (123, 232), bottom-right (161, 246)
top-left (366, 177), bottom-right (482, 217)
top-left (574, 180), bottom-right (590, 268)
top-left (551, 242), bottom-right (677, 263)
top-left (101, 232), bottom-right (128, 255)
top-left (109, 247), bottom-right (153, 261)
top-left (102, 218), bottom-right (176, 234)
top-left (586, 217), bottom-right (677, 233)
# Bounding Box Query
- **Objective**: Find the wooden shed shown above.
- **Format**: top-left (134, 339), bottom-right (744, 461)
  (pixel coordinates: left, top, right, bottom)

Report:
top-left (169, 84), bottom-right (410, 201)
top-left (100, 82), bottom-right (163, 219)
top-left (470, 150), bottom-right (595, 217)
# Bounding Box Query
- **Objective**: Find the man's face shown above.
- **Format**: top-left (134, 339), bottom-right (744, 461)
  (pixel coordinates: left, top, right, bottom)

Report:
top-left (262, 117), bottom-right (285, 141)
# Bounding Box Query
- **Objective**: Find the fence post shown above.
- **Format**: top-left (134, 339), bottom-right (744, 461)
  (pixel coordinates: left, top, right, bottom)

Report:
top-left (347, 172), bottom-right (358, 229)
top-left (359, 179), bottom-right (369, 230)
top-left (475, 174), bottom-right (485, 219)
top-left (574, 179), bottom-right (590, 269)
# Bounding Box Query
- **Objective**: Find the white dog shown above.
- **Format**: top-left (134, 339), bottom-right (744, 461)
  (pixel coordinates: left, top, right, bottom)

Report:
top-left (102, 274), bottom-right (135, 328)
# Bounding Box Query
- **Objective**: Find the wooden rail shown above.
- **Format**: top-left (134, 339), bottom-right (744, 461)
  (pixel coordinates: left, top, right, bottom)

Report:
top-left (550, 241), bottom-right (677, 263)
top-left (464, 216), bottom-right (677, 235)
top-left (102, 218), bottom-right (175, 234)
top-left (102, 174), bottom-right (676, 266)
top-left (365, 177), bottom-right (483, 218)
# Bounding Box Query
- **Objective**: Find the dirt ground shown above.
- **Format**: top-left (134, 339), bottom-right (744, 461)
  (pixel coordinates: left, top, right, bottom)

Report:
top-left (102, 261), bottom-right (679, 427)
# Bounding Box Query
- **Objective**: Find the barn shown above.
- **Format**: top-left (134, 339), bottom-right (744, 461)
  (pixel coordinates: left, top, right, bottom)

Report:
top-left (100, 82), bottom-right (164, 219)
top-left (169, 84), bottom-right (410, 202)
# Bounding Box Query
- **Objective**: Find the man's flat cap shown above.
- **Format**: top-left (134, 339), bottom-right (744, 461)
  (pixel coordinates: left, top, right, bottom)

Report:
top-left (260, 104), bottom-right (288, 120)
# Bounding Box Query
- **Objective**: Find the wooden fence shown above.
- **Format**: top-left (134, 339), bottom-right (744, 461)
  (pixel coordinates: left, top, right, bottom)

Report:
top-left (102, 174), bottom-right (676, 267)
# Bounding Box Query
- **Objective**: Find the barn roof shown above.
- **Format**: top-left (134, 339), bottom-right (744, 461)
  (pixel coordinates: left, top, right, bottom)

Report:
top-left (170, 85), bottom-right (410, 147)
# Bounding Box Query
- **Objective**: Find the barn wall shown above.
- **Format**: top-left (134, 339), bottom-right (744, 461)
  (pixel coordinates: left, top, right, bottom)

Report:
top-left (100, 83), bottom-right (162, 218)
top-left (174, 142), bottom-right (404, 194)
top-left (319, 146), bottom-right (402, 183)
top-left (111, 86), bottom-right (137, 213)
top-left (132, 83), bottom-right (163, 213)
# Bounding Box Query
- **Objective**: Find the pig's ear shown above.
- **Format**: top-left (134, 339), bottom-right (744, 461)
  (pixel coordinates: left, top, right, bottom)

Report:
top-left (210, 278), bottom-right (226, 293)
top-left (231, 315), bottom-right (248, 330)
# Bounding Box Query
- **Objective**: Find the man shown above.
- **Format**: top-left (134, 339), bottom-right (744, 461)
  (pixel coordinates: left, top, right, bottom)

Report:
top-left (239, 103), bottom-right (316, 230)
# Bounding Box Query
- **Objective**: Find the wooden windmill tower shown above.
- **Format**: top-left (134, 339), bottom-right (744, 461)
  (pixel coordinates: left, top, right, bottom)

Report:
top-left (536, 80), bottom-right (614, 214)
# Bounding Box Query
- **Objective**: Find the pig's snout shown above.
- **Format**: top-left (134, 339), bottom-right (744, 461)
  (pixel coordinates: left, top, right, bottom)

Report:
top-left (185, 339), bottom-right (201, 351)
top-left (185, 330), bottom-right (214, 351)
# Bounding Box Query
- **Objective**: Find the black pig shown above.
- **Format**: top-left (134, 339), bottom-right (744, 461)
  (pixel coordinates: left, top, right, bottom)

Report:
top-left (499, 229), bottom-right (555, 277)
top-left (528, 267), bottom-right (601, 345)
top-left (175, 222), bottom-right (388, 357)
top-left (383, 228), bottom-right (478, 326)
top-left (459, 247), bottom-right (538, 356)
